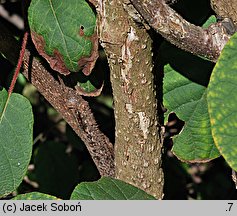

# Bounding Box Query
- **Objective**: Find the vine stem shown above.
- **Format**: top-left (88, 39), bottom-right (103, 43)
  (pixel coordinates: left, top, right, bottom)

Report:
top-left (8, 31), bottom-right (28, 96)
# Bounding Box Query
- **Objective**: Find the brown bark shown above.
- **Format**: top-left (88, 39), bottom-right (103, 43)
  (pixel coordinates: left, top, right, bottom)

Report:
top-left (211, 0), bottom-right (237, 25)
top-left (22, 54), bottom-right (115, 177)
top-left (131, 0), bottom-right (233, 62)
top-left (0, 22), bottom-right (115, 177)
top-left (95, 0), bottom-right (164, 199)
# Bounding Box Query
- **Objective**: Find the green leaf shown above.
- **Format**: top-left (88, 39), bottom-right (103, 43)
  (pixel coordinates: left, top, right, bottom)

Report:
top-left (202, 15), bottom-right (217, 28)
top-left (28, 0), bottom-right (97, 75)
top-left (32, 141), bottom-right (79, 199)
top-left (78, 80), bottom-right (97, 93)
top-left (159, 42), bottom-right (213, 88)
top-left (0, 88), bottom-right (33, 197)
top-left (163, 65), bottom-right (220, 162)
top-left (70, 177), bottom-right (156, 200)
top-left (13, 192), bottom-right (59, 200)
top-left (207, 32), bottom-right (237, 171)
top-left (96, 95), bottom-right (113, 109)
top-left (76, 80), bottom-right (103, 97)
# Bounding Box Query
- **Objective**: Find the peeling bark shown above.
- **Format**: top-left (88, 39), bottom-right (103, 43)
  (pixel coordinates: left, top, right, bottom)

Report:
top-left (95, 0), bottom-right (164, 199)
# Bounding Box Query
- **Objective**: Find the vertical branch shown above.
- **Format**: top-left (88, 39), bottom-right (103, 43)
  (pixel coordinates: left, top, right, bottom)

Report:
top-left (96, 0), bottom-right (164, 199)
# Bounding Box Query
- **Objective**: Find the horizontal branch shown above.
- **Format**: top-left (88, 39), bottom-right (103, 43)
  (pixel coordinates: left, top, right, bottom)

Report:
top-left (0, 23), bottom-right (115, 177)
top-left (131, 0), bottom-right (232, 62)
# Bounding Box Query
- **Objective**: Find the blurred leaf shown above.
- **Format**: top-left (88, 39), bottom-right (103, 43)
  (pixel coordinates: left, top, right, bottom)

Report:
top-left (96, 95), bottom-right (113, 109)
top-left (0, 88), bottom-right (33, 197)
top-left (22, 84), bottom-right (38, 105)
top-left (32, 141), bottom-right (79, 199)
top-left (13, 192), bottom-right (59, 200)
top-left (70, 177), bottom-right (156, 200)
top-left (163, 65), bottom-right (220, 162)
top-left (28, 0), bottom-right (96, 75)
top-left (207, 32), bottom-right (237, 172)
